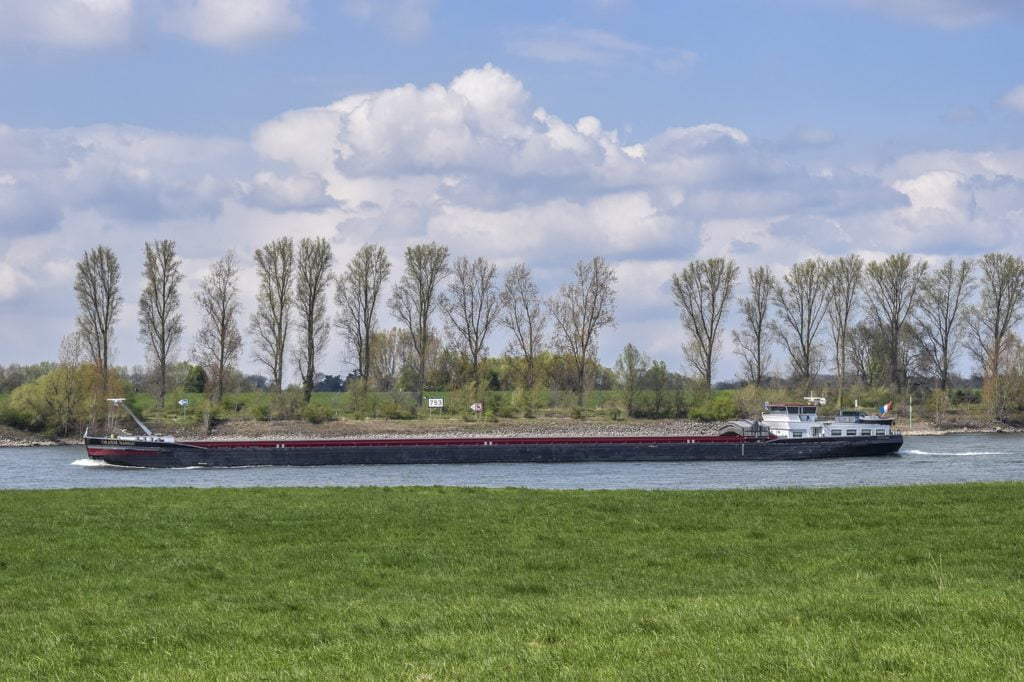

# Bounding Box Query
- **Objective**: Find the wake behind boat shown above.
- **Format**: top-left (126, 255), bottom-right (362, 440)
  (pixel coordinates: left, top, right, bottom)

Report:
top-left (84, 398), bottom-right (903, 468)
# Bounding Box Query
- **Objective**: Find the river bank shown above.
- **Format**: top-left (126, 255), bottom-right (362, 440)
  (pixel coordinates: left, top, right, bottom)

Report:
top-left (4, 415), bottom-right (1021, 448)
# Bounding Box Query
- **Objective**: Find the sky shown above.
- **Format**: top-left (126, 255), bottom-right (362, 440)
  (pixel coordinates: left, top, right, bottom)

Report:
top-left (2, 0), bottom-right (1024, 385)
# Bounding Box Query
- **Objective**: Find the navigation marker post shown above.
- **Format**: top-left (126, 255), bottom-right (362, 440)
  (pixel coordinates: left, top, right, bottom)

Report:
top-left (178, 398), bottom-right (189, 418)
top-left (427, 397), bottom-right (444, 415)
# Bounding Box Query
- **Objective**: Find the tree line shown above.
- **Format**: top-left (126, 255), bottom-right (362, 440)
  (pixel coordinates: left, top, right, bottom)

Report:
top-left (675, 252), bottom-right (1024, 418)
top-left (7, 241), bottom-right (1024, 434)
top-left (53, 240), bottom-right (619, 415)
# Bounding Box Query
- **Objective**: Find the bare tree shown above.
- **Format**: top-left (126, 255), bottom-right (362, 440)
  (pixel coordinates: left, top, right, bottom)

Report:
top-left (293, 237), bottom-right (333, 403)
top-left (548, 257), bottom-right (617, 407)
top-left (193, 252), bottom-right (243, 403)
top-left (249, 237), bottom-right (295, 390)
top-left (965, 253), bottom-right (1024, 414)
top-left (824, 255), bottom-right (863, 408)
top-left (138, 240), bottom-right (184, 409)
top-left (672, 258), bottom-right (739, 392)
top-left (388, 242), bottom-right (449, 406)
top-left (732, 265), bottom-right (776, 387)
top-left (864, 253), bottom-right (928, 389)
top-left (914, 258), bottom-right (974, 391)
top-left (770, 258), bottom-right (829, 386)
top-left (335, 244), bottom-right (391, 388)
top-left (371, 328), bottom-right (403, 391)
top-left (614, 342), bottom-right (650, 417)
top-left (499, 263), bottom-right (547, 390)
top-left (74, 245), bottom-right (122, 396)
top-left (441, 256), bottom-right (502, 387)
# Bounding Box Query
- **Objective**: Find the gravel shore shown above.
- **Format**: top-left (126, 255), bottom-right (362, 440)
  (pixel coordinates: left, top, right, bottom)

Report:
top-left (3, 415), bottom-right (1021, 448)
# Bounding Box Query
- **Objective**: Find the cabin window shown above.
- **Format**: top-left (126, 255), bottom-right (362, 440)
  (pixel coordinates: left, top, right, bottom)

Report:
top-left (791, 430), bottom-right (804, 438)
top-left (831, 429), bottom-right (842, 436)
top-left (846, 429), bottom-right (857, 436)
top-left (861, 429), bottom-right (871, 436)
top-left (876, 429), bottom-right (886, 436)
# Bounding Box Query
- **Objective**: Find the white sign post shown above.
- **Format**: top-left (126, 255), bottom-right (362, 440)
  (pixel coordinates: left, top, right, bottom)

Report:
top-left (427, 397), bottom-right (444, 414)
top-left (178, 398), bottom-right (189, 417)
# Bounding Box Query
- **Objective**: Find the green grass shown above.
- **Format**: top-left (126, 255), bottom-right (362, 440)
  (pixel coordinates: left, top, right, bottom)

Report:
top-left (1, 483), bottom-right (1023, 679)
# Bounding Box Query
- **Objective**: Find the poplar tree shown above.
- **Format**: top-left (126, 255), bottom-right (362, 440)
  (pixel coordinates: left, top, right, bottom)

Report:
top-left (548, 257), bottom-right (617, 407)
top-left (732, 266), bottom-right (776, 388)
top-left (194, 252), bottom-right (243, 403)
top-left (442, 256), bottom-right (502, 387)
top-left (672, 258), bottom-right (739, 391)
top-left (294, 237), bottom-right (333, 403)
top-left (825, 255), bottom-right (863, 408)
top-left (249, 237), bottom-right (295, 390)
top-left (388, 243), bottom-right (449, 406)
top-left (74, 245), bottom-right (122, 396)
top-left (335, 244), bottom-right (391, 388)
top-left (864, 253), bottom-right (928, 390)
top-left (770, 258), bottom-right (829, 386)
top-left (914, 258), bottom-right (974, 391)
top-left (138, 240), bottom-right (184, 409)
top-left (499, 263), bottom-right (547, 390)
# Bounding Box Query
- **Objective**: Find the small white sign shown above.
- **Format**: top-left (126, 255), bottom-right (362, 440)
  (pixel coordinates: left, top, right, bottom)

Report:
top-left (470, 402), bottom-right (483, 413)
top-left (427, 398), bottom-right (444, 408)
top-left (178, 399), bottom-right (189, 407)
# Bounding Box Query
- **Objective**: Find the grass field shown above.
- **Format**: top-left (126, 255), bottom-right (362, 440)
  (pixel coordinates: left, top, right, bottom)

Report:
top-left (1, 483), bottom-right (1023, 678)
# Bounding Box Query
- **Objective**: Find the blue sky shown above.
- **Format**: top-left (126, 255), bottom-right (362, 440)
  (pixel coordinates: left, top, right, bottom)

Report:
top-left (2, 0), bottom-right (1024, 383)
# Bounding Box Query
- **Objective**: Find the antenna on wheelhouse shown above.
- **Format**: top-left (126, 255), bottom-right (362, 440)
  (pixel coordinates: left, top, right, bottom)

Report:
top-left (106, 398), bottom-right (153, 436)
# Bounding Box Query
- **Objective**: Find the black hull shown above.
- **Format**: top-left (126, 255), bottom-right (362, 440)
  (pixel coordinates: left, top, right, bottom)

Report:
top-left (85, 434), bottom-right (903, 468)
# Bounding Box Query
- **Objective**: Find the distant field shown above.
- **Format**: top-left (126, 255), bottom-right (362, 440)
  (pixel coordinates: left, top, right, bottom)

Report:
top-left (1, 483), bottom-right (1022, 678)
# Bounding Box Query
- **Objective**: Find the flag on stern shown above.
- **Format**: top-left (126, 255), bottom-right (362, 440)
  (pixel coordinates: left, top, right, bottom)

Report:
top-left (879, 401), bottom-right (892, 415)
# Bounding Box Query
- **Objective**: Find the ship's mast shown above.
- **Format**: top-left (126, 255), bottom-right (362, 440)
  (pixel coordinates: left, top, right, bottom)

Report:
top-left (106, 398), bottom-right (153, 436)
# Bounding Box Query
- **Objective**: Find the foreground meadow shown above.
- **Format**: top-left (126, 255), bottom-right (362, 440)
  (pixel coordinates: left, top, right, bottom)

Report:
top-left (1, 483), bottom-right (1022, 679)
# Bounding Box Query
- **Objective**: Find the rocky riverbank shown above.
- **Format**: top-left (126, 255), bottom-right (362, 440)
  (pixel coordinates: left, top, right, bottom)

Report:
top-left (3, 415), bottom-right (1021, 447)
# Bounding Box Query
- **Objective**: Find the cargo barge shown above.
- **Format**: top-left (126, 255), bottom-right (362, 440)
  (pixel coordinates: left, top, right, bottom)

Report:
top-left (84, 398), bottom-right (902, 468)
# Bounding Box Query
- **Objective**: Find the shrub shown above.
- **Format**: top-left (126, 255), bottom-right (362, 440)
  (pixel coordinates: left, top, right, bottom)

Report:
top-left (301, 403), bottom-right (333, 424)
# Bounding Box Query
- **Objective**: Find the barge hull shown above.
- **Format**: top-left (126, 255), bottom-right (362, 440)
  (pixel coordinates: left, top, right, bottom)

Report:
top-left (85, 435), bottom-right (904, 468)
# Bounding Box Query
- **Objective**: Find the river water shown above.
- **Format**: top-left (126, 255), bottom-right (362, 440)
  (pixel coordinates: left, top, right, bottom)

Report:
top-left (2, 434), bottom-right (1024, 491)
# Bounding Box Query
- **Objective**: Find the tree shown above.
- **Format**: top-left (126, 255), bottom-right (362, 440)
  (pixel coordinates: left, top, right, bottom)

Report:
top-left (388, 243), bottom-right (450, 406)
top-left (732, 266), bottom-right (776, 387)
top-left (824, 255), bottom-right (863, 408)
top-left (293, 237), bottom-right (333, 403)
top-left (249, 237), bottom-right (295, 390)
top-left (335, 244), bottom-right (390, 389)
top-left (499, 263), bottom-right (547, 390)
top-left (137, 240), bottom-right (184, 410)
top-left (770, 258), bottom-right (829, 386)
top-left (864, 253), bottom-right (928, 390)
top-left (74, 245), bottom-right (122, 396)
top-left (614, 343), bottom-right (650, 417)
top-left (441, 256), bottom-right (502, 388)
top-left (548, 257), bottom-right (617, 407)
top-left (913, 258), bottom-right (974, 391)
top-left (672, 258), bottom-right (739, 392)
top-left (193, 252), bottom-right (243, 403)
top-left (965, 253), bottom-right (1024, 416)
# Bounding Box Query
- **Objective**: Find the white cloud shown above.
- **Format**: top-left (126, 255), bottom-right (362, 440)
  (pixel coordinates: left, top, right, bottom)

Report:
top-left (0, 0), bottom-right (134, 48)
top-left (162, 0), bottom-right (304, 47)
top-left (505, 26), bottom-right (696, 72)
top-left (1000, 84), bottom-right (1024, 113)
top-left (4, 64), bottom-right (1024, 378)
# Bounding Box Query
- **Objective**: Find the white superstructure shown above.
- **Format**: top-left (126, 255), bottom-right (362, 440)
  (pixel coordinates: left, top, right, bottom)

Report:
top-left (759, 403), bottom-right (896, 439)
